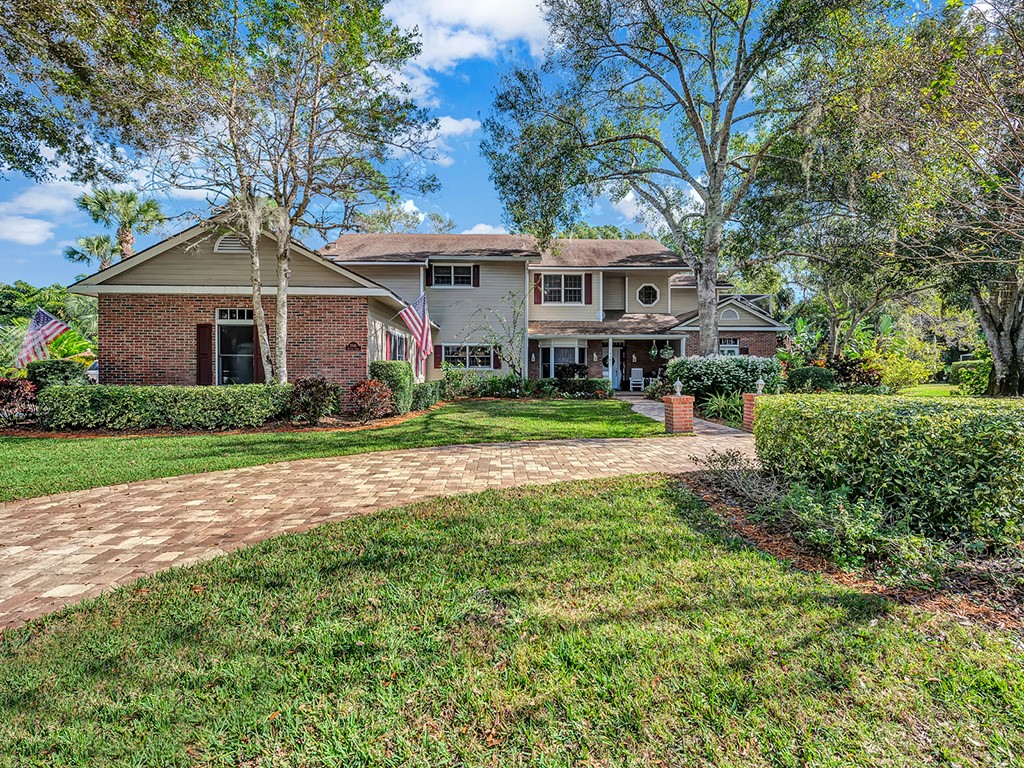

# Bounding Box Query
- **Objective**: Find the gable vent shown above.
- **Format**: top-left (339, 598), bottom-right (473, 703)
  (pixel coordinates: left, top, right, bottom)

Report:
top-left (214, 234), bottom-right (249, 253)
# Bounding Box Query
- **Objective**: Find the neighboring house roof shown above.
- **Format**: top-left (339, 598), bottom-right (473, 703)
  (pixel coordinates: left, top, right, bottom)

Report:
top-left (669, 273), bottom-right (734, 288)
top-left (529, 311), bottom-right (683, 338)
top-left (321, 233), bottom-right (539, 263)
top-left (321, 234), bottom-right (689, 269)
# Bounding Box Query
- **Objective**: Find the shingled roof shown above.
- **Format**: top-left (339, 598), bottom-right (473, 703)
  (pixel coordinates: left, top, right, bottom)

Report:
top-left (528, 311), bottom-right (683, 337)
top-left (320, 234), bottom-right (690, 269)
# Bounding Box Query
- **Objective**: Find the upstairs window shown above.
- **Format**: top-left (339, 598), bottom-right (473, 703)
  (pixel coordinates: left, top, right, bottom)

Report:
top-left (542, 274), bottom-right (583, 303)
top-left (432, 264), bottom-right (474, 287)
top-left (636, 284), bottom-right (660, 307)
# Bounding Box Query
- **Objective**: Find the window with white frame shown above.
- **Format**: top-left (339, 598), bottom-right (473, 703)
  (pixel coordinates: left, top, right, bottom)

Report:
top-left (719, 337), bottom-right (741, 356)
top-left (542, 273), bottom-right (583, 303)
top-left (442, 344), bottom-right (494, 369)
top-left (432, 264), bottom-right (473, 287)
top-left (720, 307), bottom-right (740, 321)
top-left (539, 344), bottom-right (588, 377)
top-left (387, 330), bottom-right (408, 361)
top-left (636, 283), bottom-right (660, 307)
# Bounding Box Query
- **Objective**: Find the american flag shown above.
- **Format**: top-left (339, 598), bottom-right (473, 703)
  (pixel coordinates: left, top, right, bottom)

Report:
top-left (15, 307), bottom-right (70, 369)
top-left (399, 293), bottom-right (432, 377)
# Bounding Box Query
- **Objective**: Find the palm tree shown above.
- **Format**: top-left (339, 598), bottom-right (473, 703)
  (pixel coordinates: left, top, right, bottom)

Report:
top-left (75, 189), bottom-right (165, 260)
top-left (63, 235), bottom-right (119, 270)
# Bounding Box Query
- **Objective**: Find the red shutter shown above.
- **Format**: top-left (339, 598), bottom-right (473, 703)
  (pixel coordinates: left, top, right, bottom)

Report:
top-left (584, 273), bottom-right (593, 305)
top-left (533, 275), bottom-right (542, 304)
top-left (424, 265), bottom-right (433, 287)
top-left (196, 323), bottom-right (213, 385)
top-left (492, 349), bottom-right (501, 369)
top-left (472, 264), bottom-right (480, 287)
top-left (253, 325), bottom-right (265, 383)
top-left (433, 345), bottom-right (442, 369)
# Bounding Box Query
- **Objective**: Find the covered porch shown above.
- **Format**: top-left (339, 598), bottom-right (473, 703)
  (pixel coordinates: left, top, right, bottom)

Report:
top-left (527, 335), bottom-right (687, 390)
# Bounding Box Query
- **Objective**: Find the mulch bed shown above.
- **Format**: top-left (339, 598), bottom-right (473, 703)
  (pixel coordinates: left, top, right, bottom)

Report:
top-left (0, 403), bottom-right (446, 440)
top-left (682, 474), bottom-right (1024, 635)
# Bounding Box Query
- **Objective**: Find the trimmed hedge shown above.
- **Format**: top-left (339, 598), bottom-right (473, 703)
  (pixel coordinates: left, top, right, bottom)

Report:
top-left (411, 381), bottom-right (441, 411)
top-left (950, 359), bottom-right (990, 384)
top-left (369, 360), bottom-right (413, 415)
top-left (787, 366), bottom-right (836, 392)
top-left (665, 356), bottom-right (782, 401)
top-left (755, 394), bottom-right (1024, 544)
top-left (38, 384), bottom-right (292, 430)
top-left (26, 359), bottom-right (88, 390)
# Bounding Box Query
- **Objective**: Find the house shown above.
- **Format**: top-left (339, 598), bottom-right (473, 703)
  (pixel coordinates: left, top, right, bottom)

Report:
top-left (70, 226), bottom-right (787, 391)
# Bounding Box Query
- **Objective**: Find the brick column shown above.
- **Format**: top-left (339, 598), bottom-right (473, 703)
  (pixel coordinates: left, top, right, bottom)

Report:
top-left (742, 393), bottom-right (760, 432)
top-left (662, 395), bottom-right (694, 434)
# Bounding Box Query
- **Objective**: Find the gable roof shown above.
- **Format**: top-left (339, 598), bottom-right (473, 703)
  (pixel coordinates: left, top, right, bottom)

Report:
top-left (669, 272), bottom-right (734, 289)
top-left (321, 233), bottom-right (689, 269)
top-left (321, 233), bottom-right (539, 263)
top-left (672, 296), bottom-right (790, 332)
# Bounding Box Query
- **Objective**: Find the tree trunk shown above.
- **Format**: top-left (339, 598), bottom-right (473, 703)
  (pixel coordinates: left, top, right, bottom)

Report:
top-left (247, 235), bottom-right (274, 383)
top-left (116, 226), bottom-right (134, 260)
top-left (971, 284), bottom-right (1024, 396)
top-left (274, 238), bottom-right (291, 383)
top-left (696, 196), bottom-right (724, 355)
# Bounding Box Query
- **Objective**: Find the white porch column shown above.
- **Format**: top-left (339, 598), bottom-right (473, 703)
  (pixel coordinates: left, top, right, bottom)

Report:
top-left (607, 336), bottom-right (613, 386)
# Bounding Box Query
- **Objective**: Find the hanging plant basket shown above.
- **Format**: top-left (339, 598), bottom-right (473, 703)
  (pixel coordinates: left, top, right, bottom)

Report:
top-left (650, 343), bottom-right (659, 359)
top-left (659, 344), bottom-right (674, 359)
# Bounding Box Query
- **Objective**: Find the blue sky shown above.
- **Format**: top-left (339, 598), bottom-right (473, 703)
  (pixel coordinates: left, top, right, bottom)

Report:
top-left (0, 0), bottom-right (639, 288)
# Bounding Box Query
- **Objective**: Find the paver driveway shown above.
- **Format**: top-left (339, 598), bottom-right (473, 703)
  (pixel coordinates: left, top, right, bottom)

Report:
top-left (0, 428), bottom-right (752, 627)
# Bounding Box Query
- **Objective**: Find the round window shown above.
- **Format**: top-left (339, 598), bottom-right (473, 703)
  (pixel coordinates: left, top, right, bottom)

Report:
top-left (637, 284), bottom-right (660, 306)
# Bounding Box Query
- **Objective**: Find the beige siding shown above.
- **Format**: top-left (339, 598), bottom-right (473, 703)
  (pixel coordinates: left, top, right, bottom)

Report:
top-left (367, 298), bottom-right (423, 377)
top-left (670, 287), bottom-right (698, 314)
top-left (427, 260), bottom-right (527, 344)
top-left (529, 270), bottom-right (602, 321)
top-left (604, 275), bottom-right (625, 310)
top-left (106, 233), bottom-right (361, 288)
top-left (348, 265), bottom-right (422, 303)
top-left (624, 271), bottom-right (673, 314)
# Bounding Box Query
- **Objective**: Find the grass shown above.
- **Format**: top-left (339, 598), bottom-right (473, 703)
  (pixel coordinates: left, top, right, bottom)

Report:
top-left (0, 399), bottom-right (663, 502)
top-left (903, 383), bottom-right (959, 397)
top-left (1, 476), bottom-right (1021, 767)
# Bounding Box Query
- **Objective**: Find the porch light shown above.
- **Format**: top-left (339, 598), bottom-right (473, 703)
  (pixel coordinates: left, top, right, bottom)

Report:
top-left (593, 352), bottom-right (599, 361)
top-left (632, 354), bottom-right (637, 363)
top-left (756, 377), bottom-right (765, 395)
top-left (530, 352), bottom-right (536, 362)
top-left (674, 379), bottom-right (683, 396)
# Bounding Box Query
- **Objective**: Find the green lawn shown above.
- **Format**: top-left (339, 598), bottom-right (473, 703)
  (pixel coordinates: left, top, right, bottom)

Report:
top-left (2, 476), bottom-right (1021, 766)
top-left (903, 383), bottom-right (959, 397)
top-left (0, 399), bottom-right (663, 502)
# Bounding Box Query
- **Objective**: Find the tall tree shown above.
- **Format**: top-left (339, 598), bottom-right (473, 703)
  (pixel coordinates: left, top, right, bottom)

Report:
top-left (63, 235), bottom-right (119, 271)
top-left (155, 0), bottom-right (436, 382)
top-left (483, 0), bottom-right (880, 353)
top-left (1, 0), bottom-right (224, 182)
top-left (75, 189), bottom-right (166, 261)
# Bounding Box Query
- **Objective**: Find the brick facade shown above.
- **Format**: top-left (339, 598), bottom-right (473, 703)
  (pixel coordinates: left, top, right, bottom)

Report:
top-left (683, 330), bottom-right (780, 357)
top-left (98, 294), bottom-right (369, 390)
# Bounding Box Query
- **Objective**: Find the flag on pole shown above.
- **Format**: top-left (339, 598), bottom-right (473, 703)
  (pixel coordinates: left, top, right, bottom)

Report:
top-left (15, 307), bottom-right (70, 369)
top-left (398, 293), bottom-right (432, 377)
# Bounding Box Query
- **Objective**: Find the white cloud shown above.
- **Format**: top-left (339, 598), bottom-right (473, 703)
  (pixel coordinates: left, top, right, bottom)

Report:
top-left (401, 199), bottom-right (426, 223)
top-left (0, 181), bottom-right (82, 217)
top-left (0, 215), bottom-right (56, 245)
top-left (460, 223), bottom-right (508, 235)
top-left (430, 116), bottom-right (482, 166)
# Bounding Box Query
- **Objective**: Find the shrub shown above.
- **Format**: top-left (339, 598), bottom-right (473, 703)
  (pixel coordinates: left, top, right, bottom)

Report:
top-left (26, 359), bottom-right (88, 390)
top-left (787, 366), bottom-right (836, 392)
top-left (556, 376), bottom-right (612, 398)
top-left (411, 381), bottom-right (441, 411)
top-left (554, 362), bottom-right (588, 382)
top-left (643, 378), bottom-right (671, 400)
top-left (477, 373), bottom-right (530, 398)
top-left (37, 384), bottom-right (292, 430)
top-left (700, 391), bottom-right (743, 422)
top-left (878, 354), bottom-right (933, 392)
top-left (755, 394), bottom-right (1024, 546)
top-left (827, 355), bottom-right (882, 386)
top-left (0, 379), bottom-right (36, 426)
top-left (665, 356), bottom-right (782, 401)
top-left (534, 378), bottom-right (561, 398)
top-left (369, 360), bottom-right (413, 415)
top-left (440, 365), bottom-right (480, 400)
top-left (288, 376), bottom-right (338, 425)
top-left (950, 359), bottom-right (991, 385)
top-left (954, 361), bottom-right (992, 397)
top-left (350, 379), bottom-right (393, 424)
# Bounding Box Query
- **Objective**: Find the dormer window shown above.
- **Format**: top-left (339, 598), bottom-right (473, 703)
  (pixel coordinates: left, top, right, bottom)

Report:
top-left (430, 264), bottom-right (477, 287)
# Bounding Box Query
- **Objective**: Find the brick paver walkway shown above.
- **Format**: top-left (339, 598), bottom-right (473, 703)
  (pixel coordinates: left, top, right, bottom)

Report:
top-left (0, 431), bottom-right (753, 628)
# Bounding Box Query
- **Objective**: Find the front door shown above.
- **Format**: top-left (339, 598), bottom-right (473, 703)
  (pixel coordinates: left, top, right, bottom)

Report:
top-left (603, 345), bottom-right (623, 389)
